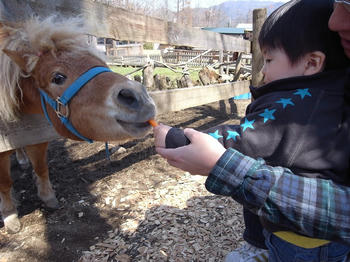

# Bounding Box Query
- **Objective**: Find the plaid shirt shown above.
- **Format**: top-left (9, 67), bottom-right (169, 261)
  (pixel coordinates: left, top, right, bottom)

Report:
top-left (205, 148), bottom-right (350, 245)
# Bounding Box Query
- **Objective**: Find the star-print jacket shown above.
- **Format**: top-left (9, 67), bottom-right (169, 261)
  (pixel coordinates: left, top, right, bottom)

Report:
top-left (165, 67), bottom-right (350, 234)
top-left (166, 68), bottom-right (350, 184)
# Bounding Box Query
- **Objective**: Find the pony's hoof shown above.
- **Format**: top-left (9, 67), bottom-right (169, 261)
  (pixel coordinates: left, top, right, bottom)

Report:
top-left (18, 160), bottom-right (30, 170)
top-left (4, 213), bottom-right (21, 234)
top-left (44, 197), bottom-right (59, 210)
top-left (16, 149), bottom-right (30, 169)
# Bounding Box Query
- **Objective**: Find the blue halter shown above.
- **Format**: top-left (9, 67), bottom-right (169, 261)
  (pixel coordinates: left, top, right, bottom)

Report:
top-left (39, 66), bottom-right (112, 146)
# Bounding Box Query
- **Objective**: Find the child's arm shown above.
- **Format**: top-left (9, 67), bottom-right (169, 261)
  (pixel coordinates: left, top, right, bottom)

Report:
top-left (156, 128), bottom-right (226, 176)
top-left (153, 122), bottom-right (242, 149)
top-left (153, 123), bottom-right (171, 148)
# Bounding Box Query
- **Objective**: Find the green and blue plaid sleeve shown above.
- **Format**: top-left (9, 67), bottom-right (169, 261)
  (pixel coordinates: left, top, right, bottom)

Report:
top-left (205, 148), bottom-right (350, 245)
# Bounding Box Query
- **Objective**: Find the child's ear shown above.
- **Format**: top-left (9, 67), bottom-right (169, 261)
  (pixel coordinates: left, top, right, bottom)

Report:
top-left (304, 51), bottom-right (326, 75)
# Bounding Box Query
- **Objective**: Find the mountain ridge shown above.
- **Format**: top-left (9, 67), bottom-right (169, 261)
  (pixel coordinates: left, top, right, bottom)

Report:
top-left (195, 0), bottom-right (285, 26)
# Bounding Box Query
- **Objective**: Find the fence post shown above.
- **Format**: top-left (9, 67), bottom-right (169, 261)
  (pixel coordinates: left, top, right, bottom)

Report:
top-left (218, 49), bottom-right (226, 114)
top-left (143, 61), bottom-right (154, 90)
top-left (219, 50), bottom-right (224, 74)
top-left (233, 52), bottom-right (243, 81)
top-left (226, 52), bottom-right (230, 75)
top-left (252, 8), bottom-right (267, 87)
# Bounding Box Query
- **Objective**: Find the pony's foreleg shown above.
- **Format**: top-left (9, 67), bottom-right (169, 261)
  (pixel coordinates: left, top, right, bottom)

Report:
top-left (15, 148), bottom-right (30, 169)
top-left (0, 150), bottom-right (21, 233)
top-left (25, 143), bottom-right (59, 209)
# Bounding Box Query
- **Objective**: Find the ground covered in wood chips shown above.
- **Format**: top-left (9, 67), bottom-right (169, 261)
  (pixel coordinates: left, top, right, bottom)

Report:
top-left (0, 101), bottom-right (249, 262)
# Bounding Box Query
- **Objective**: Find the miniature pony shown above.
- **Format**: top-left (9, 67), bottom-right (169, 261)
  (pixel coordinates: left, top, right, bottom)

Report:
top-left (0, 16), bottom-right (156, 233)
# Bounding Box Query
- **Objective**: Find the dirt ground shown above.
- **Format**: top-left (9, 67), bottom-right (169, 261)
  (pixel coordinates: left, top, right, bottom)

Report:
top-left (0, 101), bottom-right (249, 262)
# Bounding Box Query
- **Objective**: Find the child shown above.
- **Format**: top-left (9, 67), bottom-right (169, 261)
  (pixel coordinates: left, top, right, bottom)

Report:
top-left (154, 0), bottom-right (350, 261)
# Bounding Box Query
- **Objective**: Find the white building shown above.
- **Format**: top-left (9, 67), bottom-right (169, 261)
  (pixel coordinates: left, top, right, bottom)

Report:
top-left (236, 23), bottom-right (253, 32)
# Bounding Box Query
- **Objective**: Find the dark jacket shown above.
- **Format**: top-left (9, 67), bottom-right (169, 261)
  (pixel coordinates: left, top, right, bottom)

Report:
top-left (208, 69), bottom-right (350, 184)
top-left (166, 68), bottom-right (350, 232)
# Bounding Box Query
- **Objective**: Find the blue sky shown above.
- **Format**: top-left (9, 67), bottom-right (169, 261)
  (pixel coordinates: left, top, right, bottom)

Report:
top-left (191, 0), bottom-right (289, 8)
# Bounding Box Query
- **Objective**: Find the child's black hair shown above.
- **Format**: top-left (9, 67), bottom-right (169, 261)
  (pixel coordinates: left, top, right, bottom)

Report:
top-left (259, 0), bottom-right (349, 70)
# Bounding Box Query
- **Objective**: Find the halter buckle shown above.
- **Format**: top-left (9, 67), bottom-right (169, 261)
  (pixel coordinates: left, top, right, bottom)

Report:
top-left (55, 98), bottom-right (70, 119)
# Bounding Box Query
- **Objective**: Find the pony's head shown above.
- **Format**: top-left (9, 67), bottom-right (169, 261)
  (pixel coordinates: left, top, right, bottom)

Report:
top-left (0, 16), bottom-right (156, 141)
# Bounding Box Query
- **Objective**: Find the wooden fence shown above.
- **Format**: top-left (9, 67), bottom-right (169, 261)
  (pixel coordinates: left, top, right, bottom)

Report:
top-left (107, 50), bottom-right (252, 68)
top-left (162, 50), bottom-right (235, 67)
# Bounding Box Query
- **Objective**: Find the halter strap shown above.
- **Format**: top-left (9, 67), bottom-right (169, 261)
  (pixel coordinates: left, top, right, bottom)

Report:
top-left (60, 67), bottom-right (112, 105)
top-left (40, 66), bottom-right (112, 143)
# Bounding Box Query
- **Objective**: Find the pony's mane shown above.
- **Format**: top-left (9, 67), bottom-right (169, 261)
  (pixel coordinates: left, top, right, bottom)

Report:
top-left (0, 15), bottom-right (104, 122)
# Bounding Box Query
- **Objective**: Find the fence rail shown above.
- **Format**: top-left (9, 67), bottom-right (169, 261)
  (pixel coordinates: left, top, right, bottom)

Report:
top-left (107, 50), bottom-right (252, 68)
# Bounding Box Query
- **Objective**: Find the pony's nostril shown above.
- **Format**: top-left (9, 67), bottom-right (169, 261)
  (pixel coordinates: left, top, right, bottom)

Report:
top-left (117, 89), bottom-right (139, 109)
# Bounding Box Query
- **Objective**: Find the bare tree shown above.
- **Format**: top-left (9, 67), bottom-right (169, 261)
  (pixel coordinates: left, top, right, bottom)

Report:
top-left (177, 0), bottom-right (180, 22)
top-left (175, 0), bottom-right (192, 25)
top-left (92, 0), bottom-right (163, 16)
top-left (92, 0), bottom-right (228, 27)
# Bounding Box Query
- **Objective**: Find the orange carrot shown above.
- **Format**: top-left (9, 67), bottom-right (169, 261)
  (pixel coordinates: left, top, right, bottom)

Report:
top-left (148, 119), bottom-right (158, 127)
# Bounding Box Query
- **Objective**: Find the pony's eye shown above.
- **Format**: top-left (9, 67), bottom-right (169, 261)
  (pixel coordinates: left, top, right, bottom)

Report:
top-left (51, 73), bottom-right (67, 85)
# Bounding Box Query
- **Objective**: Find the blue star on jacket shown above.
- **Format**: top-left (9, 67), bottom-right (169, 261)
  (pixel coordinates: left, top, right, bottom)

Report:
top-left (241, 118), bottom-right (255, 132)
top-left (259, 109), bottom-right (276, 123)
top-left (227, 130), bottom-right (240, 141)
top-left (276, 98), bottom-right (295, 109)
top-left (209, 130), bottom-right (223, 140)
top-left (294, 88), bottom-right (311, 99)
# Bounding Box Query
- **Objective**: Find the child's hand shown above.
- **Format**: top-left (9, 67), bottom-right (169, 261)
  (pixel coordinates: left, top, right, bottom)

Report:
top-left (153, 123), bottom-right (172, 148)
top-left (156, 128), bottom-right (226, 176)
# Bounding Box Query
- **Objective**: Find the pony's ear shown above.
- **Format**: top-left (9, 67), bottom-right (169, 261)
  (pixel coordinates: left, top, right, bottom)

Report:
top-left (0, 23), bottom-right (11, 42)
top-left (2, 49), bottom-right (29, 73)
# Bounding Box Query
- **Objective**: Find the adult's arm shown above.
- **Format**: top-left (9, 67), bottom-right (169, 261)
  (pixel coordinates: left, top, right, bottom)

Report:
top-left (206, 147), bottom-right (350, 244)
top-left (155, 127), bottom-right (350, 244)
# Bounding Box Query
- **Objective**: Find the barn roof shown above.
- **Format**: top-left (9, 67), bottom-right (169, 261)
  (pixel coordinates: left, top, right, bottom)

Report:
top-left (201, 27), bottom-right (245, 35)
